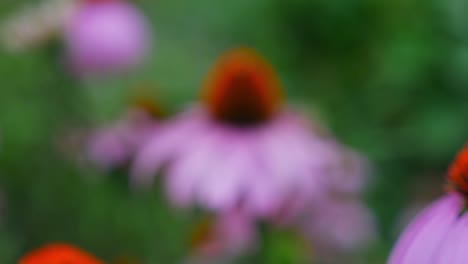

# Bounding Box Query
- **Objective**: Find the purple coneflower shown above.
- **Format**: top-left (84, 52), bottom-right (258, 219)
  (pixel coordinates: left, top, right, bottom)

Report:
top-left (65, 0), bottom-right (151, 76)
top-left (389, 145), bottom-right (468, 264)
top-left (131, 48), bottom-right (367, 219)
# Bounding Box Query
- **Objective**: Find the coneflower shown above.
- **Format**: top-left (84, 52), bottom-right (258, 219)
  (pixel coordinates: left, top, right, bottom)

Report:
top-left (131, 48), bottom-right (368, 219)
top-left (389, 144), bottom-right (468, 264)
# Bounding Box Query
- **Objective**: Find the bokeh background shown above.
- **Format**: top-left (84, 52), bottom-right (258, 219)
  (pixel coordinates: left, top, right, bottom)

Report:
top-left (0, 0), bottom-right (468, 263)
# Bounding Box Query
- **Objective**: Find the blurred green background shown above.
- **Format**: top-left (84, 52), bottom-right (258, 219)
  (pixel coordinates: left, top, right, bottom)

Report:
top-left (0, 0), bottom-right (468, 263)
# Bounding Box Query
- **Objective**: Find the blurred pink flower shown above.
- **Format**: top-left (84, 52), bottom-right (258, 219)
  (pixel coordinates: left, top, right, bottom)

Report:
top-left (131, 48), bottom-right (368, 219)
top-left (319, 145), bottom-right (371, 195)
top-left (87, 106), bottom-right (159, 170)
top-left (291, 146), bottom-right (376, 257)
top-left (300, 198), bottom-right (377, 253)
top-left (65, 0), bottom-right (151, 76)
top-left (389, 145), bottom-right (468, 264)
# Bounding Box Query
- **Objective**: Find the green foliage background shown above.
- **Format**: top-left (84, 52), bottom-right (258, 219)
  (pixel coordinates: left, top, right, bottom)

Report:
top-left (0, 0), bottom-right (468, 263)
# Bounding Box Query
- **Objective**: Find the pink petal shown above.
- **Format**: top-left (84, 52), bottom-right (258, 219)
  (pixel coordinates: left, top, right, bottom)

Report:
top-left (87, 127), bottom-right (128, 169)
top-left (304, 199), bottom-right (377, 251)
top-left (198, 139), bottom-right (251, 211)
top-left (388, 193), bottom-right (463, 264)
top-left (452, 214), bottom-right (468, 263)
top-left (245, 177), bottom-right (284, 217)
top-left (433, 211), bottom-right (468, 264)
top-left (255, 123), bottom-right (311, 189)
top-left (320, 143), bottom-right (370, 194)
top-left (165, 131), bottom-right (222, 207)
top-left (130, 114), bottom-right (205, 188)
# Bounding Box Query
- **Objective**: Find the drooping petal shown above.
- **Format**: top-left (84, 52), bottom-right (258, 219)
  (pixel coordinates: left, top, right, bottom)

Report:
top-left (245, 175), bottom-right (285, 217)
top-left (131, 109), bottom-right (206, 188)
top-left (318, 143), bottom-right (370, 195)
top-left (197, 137), bottom-right (252, 211)
top-left (432, 211), bottom-right (468, 264)
top-left (388, 193), bottom-right (464, 264)
top-left (303, 199), bottom-right (377, 252)
top-left (257, 122), bottom-right (310, 187)
top-left (165, 128), bottom-right (225, 207)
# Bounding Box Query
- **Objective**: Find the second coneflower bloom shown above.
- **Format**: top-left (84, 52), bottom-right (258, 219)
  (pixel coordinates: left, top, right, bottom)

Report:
top-left (389, 144), bottom-right (468, 264)
top-left (132, 48), bottom-right (366, 218)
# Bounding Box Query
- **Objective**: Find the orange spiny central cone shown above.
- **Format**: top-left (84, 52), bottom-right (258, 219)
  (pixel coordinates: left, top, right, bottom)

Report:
top-left (19, 243), bottom-right (104, 264)
top-left (448, 144), bottom-right (468, 195)
top-left (203, 48), bottom-right (283, 127)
